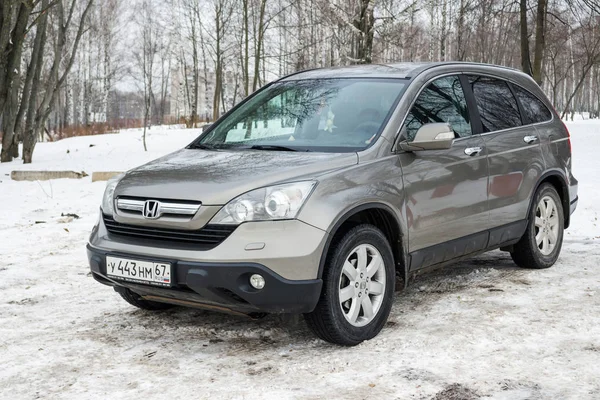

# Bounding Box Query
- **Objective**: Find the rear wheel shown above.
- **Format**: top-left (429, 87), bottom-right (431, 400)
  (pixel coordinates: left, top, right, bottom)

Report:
top-left (511, 183), bottom-right (564, 269)
top-left (116, 287), bottom-right (174, 311)
top-left (305, 224), bottom-right (395, 346)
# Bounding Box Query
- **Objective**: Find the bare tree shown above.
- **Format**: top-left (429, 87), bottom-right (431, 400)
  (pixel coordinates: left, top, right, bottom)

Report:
top-left (21, 0), bottom-right (94, 163)
top-left (0, 0), bottom-right (36, 162)
top-left (4, 0), bottom-right (600, 165)
top-left (353, 0), bottom-right (375, 63)
top-left (561, 7), bottom-right (600, 117)
top-left (207, 0), bottom-right (234, 120)
top-left (133, 0), bottom-right (161, 151)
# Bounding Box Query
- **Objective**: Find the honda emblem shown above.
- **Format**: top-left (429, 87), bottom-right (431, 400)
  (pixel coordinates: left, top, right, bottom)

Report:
top-left (143, 200), bottom-right (161, 219)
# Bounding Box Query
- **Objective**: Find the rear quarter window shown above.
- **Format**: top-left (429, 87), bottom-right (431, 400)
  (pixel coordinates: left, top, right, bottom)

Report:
top-left (512, 85), bottom-right (553, 124)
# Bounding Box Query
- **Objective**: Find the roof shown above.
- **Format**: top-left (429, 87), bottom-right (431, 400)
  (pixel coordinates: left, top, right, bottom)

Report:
top-left (279, 62), bottom-right (524, 81)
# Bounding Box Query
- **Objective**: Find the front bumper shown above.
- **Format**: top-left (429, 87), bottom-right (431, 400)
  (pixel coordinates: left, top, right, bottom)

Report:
top-left (87, 216), bottom-right (328, 313)
top-left (90, 215), bottom-right (328, 281)
top-left (88, 244), bottom-right (323, 314)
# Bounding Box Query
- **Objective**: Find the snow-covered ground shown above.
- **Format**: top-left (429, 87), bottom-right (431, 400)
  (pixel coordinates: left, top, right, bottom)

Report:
top-left (0, 123), bottom-right (599, 399)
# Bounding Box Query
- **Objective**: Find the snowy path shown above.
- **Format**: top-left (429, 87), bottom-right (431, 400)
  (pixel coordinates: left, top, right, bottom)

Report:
top-left (0, 124), bottom-right (599, 399)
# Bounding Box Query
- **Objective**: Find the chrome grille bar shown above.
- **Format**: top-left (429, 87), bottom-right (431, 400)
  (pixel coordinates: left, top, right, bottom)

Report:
top-left (117, 198), bottom-right (144, 213)
top-left (116, 198), bottom-right (201, 217)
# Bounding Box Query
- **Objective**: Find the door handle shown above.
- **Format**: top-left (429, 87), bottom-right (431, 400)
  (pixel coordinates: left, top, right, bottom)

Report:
top-left (523, 135), bottom-right (538, 144)
top-left (464, 146), bottom-right (483, 156)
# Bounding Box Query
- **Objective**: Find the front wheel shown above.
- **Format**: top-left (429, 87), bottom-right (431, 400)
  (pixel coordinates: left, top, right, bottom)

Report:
top-left (511, 183), bottom-right (564, 269)
top-left (305, 224), bottom-right (395, 346)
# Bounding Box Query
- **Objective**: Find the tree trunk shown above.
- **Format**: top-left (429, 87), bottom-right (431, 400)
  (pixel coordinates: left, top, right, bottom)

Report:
top-left (353, 0), bottom-right (375, 64)
top-left (213, 65), bottom-right (222, 121)
top-left (532, 0), bottom-right (547, 84)
top-left (520, 0), bottom-right (533, 77)
top-left (212, 2), bottom-right (222, 121)
top-left (440, 0), bottom-right (447, 60)
top-left (1, 81), bottom-right (19, 162)
top-left (21, 2), bottom-right (48, 164)
top-left (180, 50), bottom-right (192, 127)
top-left (457, 0), bottom-right (466, 60)
top-left (562, 62), bottom-right (596, 119)
top-left (242, 0), bottom-right (249, 97)
top-left (252, 0), bottom-right (267, 92)
top-left (190, 7), bottom-right (199, 128)
top-left (0, 1), bottom-right (33, 162)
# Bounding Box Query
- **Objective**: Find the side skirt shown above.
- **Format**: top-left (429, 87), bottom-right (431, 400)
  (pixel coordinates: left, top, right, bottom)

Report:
top-left (408, 220), bottom-right (527, 275)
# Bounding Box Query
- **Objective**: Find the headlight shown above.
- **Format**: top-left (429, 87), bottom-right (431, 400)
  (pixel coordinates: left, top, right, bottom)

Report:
top-left (101, 174), bottom-right (125, 215)
top-left (210, 181), bottom-right (317, 224)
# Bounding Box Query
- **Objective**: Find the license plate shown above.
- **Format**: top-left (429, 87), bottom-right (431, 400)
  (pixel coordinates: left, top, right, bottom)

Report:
top-left (106, 256), bottom-right (172, 286)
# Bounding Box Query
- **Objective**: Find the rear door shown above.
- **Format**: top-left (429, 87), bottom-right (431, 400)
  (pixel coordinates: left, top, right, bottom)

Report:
top-left (398, 75), bottom-right (489, 269)
top-left (464, 75), bottom-right (546, 242)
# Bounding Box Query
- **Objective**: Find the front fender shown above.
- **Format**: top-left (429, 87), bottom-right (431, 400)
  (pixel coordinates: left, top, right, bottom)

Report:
top-left (297, 156), bottom-right (408, 280)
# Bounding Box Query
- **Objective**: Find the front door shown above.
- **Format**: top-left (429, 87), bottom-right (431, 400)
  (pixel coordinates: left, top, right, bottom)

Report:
top-left (398, 75), bottom-right (489, 270)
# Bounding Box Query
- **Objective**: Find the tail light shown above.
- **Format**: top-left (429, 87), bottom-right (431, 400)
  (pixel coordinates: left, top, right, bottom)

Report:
top-left (550, 103), bottom-right (572, 153)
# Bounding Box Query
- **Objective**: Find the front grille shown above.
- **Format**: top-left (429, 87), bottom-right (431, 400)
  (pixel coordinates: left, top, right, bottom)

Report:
top-left (102, 215), bottom-right (236, 249)
top-left (116, 196), bottom-right (201, 219)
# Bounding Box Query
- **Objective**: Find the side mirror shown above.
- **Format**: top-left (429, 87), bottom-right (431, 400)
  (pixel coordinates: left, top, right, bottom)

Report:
top-left (202, 123), bottom-right (212, 133)
top-left (399, 123), bottom-right (455, 151)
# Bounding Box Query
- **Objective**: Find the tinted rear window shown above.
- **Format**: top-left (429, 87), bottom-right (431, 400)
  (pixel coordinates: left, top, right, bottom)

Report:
top-left (513, 85), bottom-right (553, 124)
top-left (468, 76), bottom-right (522, 132)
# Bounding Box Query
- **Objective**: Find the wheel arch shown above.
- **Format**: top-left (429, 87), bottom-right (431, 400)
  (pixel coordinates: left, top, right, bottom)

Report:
top-left (530, 170), bottom-right (571, 229)
top-left (317, 203), bottom-right (407, 285)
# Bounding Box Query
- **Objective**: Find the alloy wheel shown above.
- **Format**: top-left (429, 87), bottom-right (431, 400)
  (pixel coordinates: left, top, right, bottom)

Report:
top-left (534, 195), bottom-right (560, 256)
top-left (338, 244), bottom-right (387, 327)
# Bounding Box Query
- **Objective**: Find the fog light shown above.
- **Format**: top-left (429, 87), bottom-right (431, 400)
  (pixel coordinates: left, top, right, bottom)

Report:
top-left (249, 274), bottom-right (265, 290)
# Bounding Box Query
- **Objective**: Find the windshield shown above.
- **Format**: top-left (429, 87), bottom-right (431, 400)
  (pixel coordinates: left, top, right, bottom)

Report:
top-left (194, 79), bottom-right (406, 152)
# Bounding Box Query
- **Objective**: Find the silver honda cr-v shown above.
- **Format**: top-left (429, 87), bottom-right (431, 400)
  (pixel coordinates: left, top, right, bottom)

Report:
top-left (88, 62), bottom-right (578, 345)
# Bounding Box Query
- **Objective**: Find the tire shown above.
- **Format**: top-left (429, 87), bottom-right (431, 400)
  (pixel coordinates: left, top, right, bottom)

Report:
top-left (117, 288), bottom-right (174, 311)
top-left (511, 183), bottom-right (564, 269)
top-left (305, 224), bottom-right (395, 346)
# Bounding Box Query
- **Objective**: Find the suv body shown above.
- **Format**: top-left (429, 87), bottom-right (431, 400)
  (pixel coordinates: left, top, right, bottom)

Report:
top-left (88, 62), bottom-right (578, 345)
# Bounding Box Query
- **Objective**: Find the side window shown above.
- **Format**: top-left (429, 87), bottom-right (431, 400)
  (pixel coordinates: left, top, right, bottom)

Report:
top-left (512, 85), bottom-right (553, 124)
top-left (468, 75), bottom-right (522, 132)
top-left (404, 75), bottom-right (472, 141)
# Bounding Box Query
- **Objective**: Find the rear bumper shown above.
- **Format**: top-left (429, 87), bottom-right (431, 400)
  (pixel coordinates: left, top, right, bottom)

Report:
top-left (567, 174), bottom-right (578, 228)
top-left (570, 196), bottom-right (578, 216)
top-left (87, 244), bottom-right (322, 314)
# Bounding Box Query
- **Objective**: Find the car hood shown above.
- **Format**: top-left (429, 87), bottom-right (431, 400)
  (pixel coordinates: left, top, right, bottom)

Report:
top-left (115, 149), bottom-right (358, 205)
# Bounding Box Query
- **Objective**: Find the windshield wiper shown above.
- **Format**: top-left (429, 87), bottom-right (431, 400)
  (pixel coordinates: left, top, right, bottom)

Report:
top-left (249, 144), bottom-right (303, 152)
top-left (188, 143), bottom-right (215, 150)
